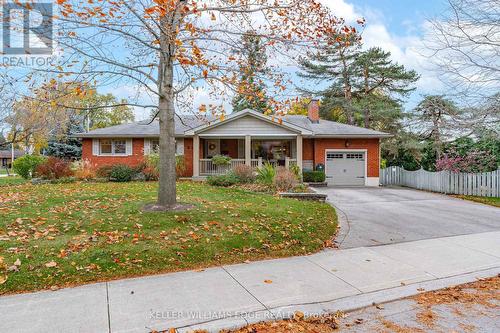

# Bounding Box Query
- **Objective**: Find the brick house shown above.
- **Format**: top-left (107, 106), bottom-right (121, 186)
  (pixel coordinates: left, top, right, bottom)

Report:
top-left (0, 149), bottom-right (24, 169)
top-left (75, 101), bottom-right (391, 186)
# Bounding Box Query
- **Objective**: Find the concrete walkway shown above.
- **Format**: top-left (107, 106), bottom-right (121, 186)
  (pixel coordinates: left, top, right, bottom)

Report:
top-left (1, 231), bottom-right (499, 333)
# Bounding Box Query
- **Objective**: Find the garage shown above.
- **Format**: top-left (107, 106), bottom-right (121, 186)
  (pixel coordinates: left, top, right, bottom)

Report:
top-left (325, 151), bottom-right (366, 186)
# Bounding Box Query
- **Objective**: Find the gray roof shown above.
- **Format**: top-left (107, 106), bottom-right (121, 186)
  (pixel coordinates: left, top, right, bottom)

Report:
top-left (0, 149), bottom-right (24, 159)
top-left (75, 111), bottom-right (390, 138)
top-left (282, 115), bottom-right (389, 137)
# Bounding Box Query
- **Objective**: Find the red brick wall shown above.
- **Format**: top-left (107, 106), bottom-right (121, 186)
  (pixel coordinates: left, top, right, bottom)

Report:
top-left (303, 138), bottom-right (314, 160)
top-left (302, 138), bottom-right (380, 177)
top-left (82, 138), bottom-right (146, 167)
top-left (221, 139), bottom-right (239, 158)
top-left (183, 138), bottom-right (194, 177)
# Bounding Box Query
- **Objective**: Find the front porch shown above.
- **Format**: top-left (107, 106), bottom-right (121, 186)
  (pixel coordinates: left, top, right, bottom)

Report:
top-left (193, 136), bottom-right (302, 176)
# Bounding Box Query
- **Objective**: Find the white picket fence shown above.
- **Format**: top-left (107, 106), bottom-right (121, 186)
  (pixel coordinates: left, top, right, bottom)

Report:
top-left (380, 166), bottom-right (500, 197)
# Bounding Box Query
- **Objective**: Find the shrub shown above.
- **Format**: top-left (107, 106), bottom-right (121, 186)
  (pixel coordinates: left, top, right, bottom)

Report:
top-left (96, 165), bottom-right (114, 179)
top-left (273, 167), bottom-right (298, 192)
top-left (146, 153), bottom-right (186, 179)
top-left (109, 164), bottom-right (135, 182)
top-left (211, 155), bottom-right (232, 166)
top-left (35, 157), bottom-right (73, 180)
top-left (207, 173), bottom-right (238, 187)
top-left (176, 155), bottom-right (186, 177)
top-left (142, 166), bottom-right (159, 181)
top-left (12, 155), bottom-right (46, 179)
top-left (289, 164), bottom-right (301, 180)
top-left (303, 170), bottom-right (326, 183)
top-left (73, 160), bottom-right (97, 180)
top-left (233, 164), bottom-right (255, 183)
top-left (256, 162), bottom-right (276, 184)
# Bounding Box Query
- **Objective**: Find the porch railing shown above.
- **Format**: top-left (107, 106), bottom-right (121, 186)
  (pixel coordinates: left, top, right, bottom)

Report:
top-left (200, 159), bottom-right (246, 176)
top-left (200, 157), bottom-right (298, 176)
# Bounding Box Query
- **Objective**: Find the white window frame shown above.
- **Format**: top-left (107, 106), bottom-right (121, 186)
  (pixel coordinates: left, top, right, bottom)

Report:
top-left (99, 139), bottom-right (129, 156)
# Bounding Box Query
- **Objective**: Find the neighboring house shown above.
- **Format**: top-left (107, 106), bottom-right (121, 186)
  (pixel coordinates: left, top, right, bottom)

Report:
top-left (75, 101), bottom-right (391, 186)
top-left (0, 149), bottom-right (24, 169)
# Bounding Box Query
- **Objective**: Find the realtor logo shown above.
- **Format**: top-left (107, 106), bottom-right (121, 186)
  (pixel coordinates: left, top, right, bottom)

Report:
top-left (2, 2), bottom-right (53, 55)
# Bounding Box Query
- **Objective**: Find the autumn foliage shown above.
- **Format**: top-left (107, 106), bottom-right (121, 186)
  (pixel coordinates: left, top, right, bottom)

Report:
top-left (35, 157), bottom-right (74, 180)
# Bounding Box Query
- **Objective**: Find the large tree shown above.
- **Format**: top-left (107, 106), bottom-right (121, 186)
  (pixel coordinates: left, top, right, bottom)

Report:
top-left (352, 47), bottom-right (419, 128)
top-left (232, 32), bottom-right (269, 113)
top-left (412, 95), bottom-right (459, 160)
top-left (299, 26), bottom-right (363, 125)
top-left (6, 81), bottom-right (134, 154)
top-left (425, 0), bottom-right (499, 101)
top-left (45, 0), bottom-right (348, 209)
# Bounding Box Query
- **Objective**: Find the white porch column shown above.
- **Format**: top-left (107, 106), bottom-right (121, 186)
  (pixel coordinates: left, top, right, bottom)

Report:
top-left (193, 135), bottom-right (200, 177)
top-left (245, 135), bottom-right (251, 166)
top-left (296, 135), bottom-right (303, 171)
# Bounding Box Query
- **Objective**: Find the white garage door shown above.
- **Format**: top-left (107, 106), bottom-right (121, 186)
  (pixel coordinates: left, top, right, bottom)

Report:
top-left (325, 152), bottom-right (365, 186)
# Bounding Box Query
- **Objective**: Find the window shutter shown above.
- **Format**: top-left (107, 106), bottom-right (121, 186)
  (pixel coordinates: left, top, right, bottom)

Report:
top-left (144, 139), bottom-right (150, 155)
top-left (176, 138), bottom-right (184, 155)
top-left (126, 139), bottom-right (133, 156)
top-left (92, 139), bottom-right (99, 156)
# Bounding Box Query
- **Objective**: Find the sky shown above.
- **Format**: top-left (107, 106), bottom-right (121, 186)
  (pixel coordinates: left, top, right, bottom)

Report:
top-left (1, 0), bottom-right (453, 123)
top-left (318, 0), bottom-right (449, 104)
top-left (121, 0), bottom-right (451, 121)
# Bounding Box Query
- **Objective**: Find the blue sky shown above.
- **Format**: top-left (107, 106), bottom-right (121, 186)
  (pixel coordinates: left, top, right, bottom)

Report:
top-left (101, 1), bottom-right (454, 121)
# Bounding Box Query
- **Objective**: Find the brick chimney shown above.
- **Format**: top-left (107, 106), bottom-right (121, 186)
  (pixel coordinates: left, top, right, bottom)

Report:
top-left (308, 99), bottom-right (320, 123)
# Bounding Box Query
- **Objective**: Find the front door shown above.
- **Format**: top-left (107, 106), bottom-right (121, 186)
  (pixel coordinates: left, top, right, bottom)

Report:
top-left (326, 152), bottom-right (365, 186)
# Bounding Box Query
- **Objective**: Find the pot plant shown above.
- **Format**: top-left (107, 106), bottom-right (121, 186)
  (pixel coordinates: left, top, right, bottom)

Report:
top-left (211, 155), bottom-right (232, 173)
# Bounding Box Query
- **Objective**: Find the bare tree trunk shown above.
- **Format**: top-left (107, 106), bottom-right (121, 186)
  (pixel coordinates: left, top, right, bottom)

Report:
top-left (341, 52), bottom-right (354, 125)
top-left (363, 66), bottom-right (370, 128)
top-left (157, 76), bottom-right (177, 207)
top-left (157, 8), bottom-right (179, 208)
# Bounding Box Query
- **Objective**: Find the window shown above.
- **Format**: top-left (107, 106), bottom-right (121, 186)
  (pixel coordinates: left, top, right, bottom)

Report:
top-left (326, 153), bottom-right (344, 159)
top-left (346, 153), bottom-right (364, 160)
top-left (100, 139), bottom-right (128, 155)
top-left (100, 139), bottom-right (112, 154)
top-left (151, 139), bottom-right (160, 154)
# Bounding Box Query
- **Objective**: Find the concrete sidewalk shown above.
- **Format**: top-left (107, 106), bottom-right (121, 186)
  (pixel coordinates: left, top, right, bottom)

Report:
top-left (1, 231), bottom-right (499, 333)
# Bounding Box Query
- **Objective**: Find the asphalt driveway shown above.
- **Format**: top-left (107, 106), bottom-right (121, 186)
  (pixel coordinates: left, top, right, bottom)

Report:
top-left (316, 186), bottom-right (500, 249)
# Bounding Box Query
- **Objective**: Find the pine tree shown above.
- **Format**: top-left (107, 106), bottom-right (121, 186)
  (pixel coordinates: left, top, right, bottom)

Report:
top-left (232, 32), bottom-right (269, 113)
top-left (299, 31), bottom-right (362, 124)
top-left (413, 95), bottom-right (459, 160)
top-left (353, 47), bottom-right (419, 128)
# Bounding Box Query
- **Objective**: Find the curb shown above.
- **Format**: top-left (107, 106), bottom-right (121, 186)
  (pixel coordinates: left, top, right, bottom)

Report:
top-left (179, 266), bottom-right (500, 332)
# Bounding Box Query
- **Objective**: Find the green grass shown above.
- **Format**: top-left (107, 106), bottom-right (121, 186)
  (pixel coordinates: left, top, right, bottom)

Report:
top-left (453, 195), bottom-right (500, 208)
top-left (0, 181), bottom-right (337, 294)
top-left (0, 176), bottom-right (27, 187)
top-left (0, 168), bottom-right (13, 175)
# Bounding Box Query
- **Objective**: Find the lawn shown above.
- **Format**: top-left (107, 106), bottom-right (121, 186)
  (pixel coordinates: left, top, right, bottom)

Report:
top-left (0, 176), bottom-right (27, 187)
top-left (453, 195), bottom-right (500, 208)
top-left (0, 181), bottom-right (337, 294)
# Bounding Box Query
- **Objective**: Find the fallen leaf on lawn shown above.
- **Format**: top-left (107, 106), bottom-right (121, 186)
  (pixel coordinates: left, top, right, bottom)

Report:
top-left (293, 311), bottom-right (304, 321)
top-left (14, 258), bottom-right (21, 266)
top-left (264, 279), bottom-right (273, 284)
top-left (355, 318), bottom-right (364, 324)
top-left (7, 265), bottom-right (19, 272)
top-left (0, 256), bottom-right (3, 264)
top-left (0, 275), bottom-right (7, 284)
top-left (45, 261), bottom-right (58, 268)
